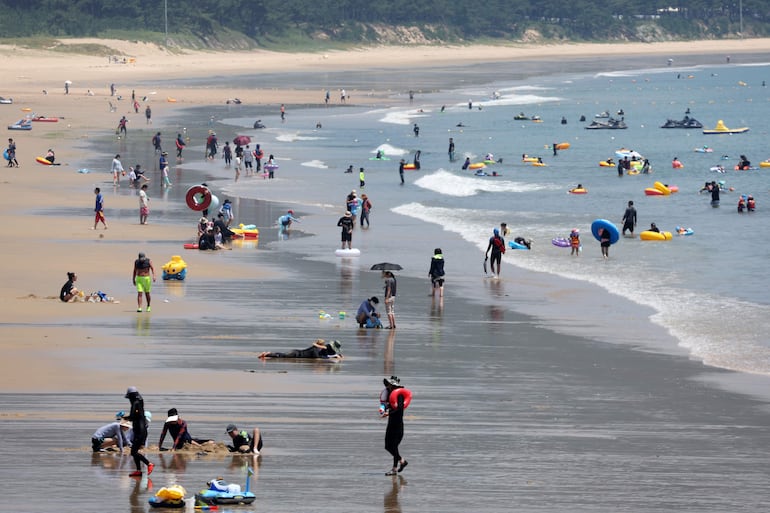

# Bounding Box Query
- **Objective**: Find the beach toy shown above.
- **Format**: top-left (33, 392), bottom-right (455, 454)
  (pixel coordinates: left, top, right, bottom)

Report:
top-left (640, 231), bottom-right (673, 241)
top-left (161, 255), bottom-right (187, 281)
top-left (338, 311), bottom-right (346, 320)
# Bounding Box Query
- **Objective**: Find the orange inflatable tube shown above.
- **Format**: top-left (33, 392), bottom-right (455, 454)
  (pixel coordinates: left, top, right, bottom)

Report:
top-left (389, 388), bottom-right (412, 409)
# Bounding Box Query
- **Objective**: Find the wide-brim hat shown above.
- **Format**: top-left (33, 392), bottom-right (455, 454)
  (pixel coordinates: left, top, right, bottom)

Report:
top-left (165, 415), bottom-right (179, 423)
top-left (383, 376), bottom-right (402, 388)
top-left (344, 211), bottom-right (352, 217)
top-left (120, 420), bottom-right (133, 429)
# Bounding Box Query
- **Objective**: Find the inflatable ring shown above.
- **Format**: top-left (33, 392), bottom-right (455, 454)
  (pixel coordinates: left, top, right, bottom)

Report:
top-left (185, 185), bottom-right (211, 211)
top-left (389, 388), bottom-right (412, 409)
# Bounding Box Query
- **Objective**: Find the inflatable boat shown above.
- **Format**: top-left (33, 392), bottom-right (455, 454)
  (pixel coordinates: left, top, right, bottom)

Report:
top-left (195, 477), bottom-right (255, 506)
top-left (161, 255), bottom-right (187, 281)
top-left (703, 120), bottom-right (749, 135)
top-left (8, 119), bottom-right (31, 130)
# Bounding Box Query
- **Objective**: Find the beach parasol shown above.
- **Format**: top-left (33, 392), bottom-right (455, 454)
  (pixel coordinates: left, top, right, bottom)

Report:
top-left (233, 135), bottom-right (251, 146)
top-left (64, 80), bottom-right (72, 85)
top-left (370, 263), bottom-right (403, 271)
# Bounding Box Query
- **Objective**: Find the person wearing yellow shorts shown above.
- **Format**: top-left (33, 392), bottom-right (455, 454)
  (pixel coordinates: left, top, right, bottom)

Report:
top-left (132, 252), bottom-right (156, 312)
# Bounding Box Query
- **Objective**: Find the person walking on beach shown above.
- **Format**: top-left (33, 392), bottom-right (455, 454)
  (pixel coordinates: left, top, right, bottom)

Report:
top-left (622, 200), bottom-right (637, 236)
top-left (485, 228), bottom-right (506, 277)
top-left (117, 116), bottom-right (128, 137)
top-left (428, 248), bottom-right (445, 298)
top-left (222, 141), bottom-right (232, 167)
top-left (360, 194), bottom-right (372, 228)
top-left (64, 81), bottom-right (69, 94)
top-left (159, 152), bottom-right (171, 186)
top-left (413, 123), bottom-right (419, 137)
top-left (448, 137), bottom-right (455, 162)
top-left (152, 132), bottom-right (162, 153)
top-left (599, 228), bottom-right (611, 259)
top-left (124, 386), bottom-right (154, 476)
top-left (337, 211), bottom-right (354, 250)
top-left (111, 154), bottom-right (124, 186)
top-left (138, 184), bottom-right (150, 224)
top-left (132, 252), bottom-right (156, 312)
top-left (145, 105), bottom-right (152, 125)
top-left (280, 104), bottom-right (286, 121)
top-left (175, 133), bottom-right (185, 159)
top-left (398, 159), bottom-right (405, 185)
top-left (243, 145), bottom-right (254, 176)
top-left (383, 271), bottom-right (397, 329)
top-left (359, 167), bottom-right (366, 188)
top-left (92, 187), bottom-right (108, 230)
top-left (382, 377), bottom-right (408, 475)
top-left (7, 138), bottom-right (18, 168)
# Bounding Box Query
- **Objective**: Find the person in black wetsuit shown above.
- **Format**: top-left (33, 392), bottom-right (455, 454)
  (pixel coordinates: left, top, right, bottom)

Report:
top-left (382, 377), bottom-right (408, 476)
top-left (710, 181), bottom-right (720, 205)
top-left (226, 423), bottom-right (263, 455)
top-left (124, 386), bottom-right (153, 477)
top-left (622, 200), bottom-right (637, 236)
top-left (428, 248), bottom-right (445, 297)
top-left (258, 339), bottom-right (343, 359)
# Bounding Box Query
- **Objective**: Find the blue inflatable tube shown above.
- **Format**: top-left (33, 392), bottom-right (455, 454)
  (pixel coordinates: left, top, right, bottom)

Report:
top-left (591, 219), bottom-right (620, 244)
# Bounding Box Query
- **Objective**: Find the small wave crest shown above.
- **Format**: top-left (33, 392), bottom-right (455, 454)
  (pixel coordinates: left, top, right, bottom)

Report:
top-left (414, 169), bottom-right (558, 197)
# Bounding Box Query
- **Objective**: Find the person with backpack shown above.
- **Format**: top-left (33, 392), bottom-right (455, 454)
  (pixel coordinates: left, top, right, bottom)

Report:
top-left (484, 228), bottom-right (506, 277)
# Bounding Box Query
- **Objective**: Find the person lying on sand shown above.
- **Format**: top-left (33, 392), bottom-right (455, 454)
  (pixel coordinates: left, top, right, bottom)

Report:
top-left (258, 339), bottom-right (343, 359)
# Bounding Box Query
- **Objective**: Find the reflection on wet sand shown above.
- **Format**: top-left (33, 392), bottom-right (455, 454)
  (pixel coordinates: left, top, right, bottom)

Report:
top-left (384, 475), bottom-right (406, 513)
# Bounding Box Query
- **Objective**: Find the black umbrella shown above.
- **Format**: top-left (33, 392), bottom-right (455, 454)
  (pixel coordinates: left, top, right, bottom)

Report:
top-left (370, 263), bottom-right (403, 271)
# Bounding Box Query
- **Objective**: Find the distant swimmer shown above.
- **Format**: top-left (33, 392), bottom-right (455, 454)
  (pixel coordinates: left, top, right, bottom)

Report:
top-left (456, 122), bottom-right (465, 127)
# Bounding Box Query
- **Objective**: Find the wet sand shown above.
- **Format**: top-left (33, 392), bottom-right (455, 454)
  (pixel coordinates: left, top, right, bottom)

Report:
top-left (3, 40), bottom-right (770, 512)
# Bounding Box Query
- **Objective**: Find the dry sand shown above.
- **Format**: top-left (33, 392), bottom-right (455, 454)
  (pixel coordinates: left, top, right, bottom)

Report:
top-left (2, 38), bottom-right (769, 393)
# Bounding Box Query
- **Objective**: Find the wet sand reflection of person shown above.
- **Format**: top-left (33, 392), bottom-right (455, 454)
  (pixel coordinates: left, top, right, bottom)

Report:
top-left (383, 329), bottom-right (396, 377)
top-left (384, 475), bottom-right (407, 513)
top-left (129, 475), bottom-right (151, 513)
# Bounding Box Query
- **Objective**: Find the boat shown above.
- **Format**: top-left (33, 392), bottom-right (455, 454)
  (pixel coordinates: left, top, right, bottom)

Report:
top-left (195, 471), bottom-right (256, 506)
top-left (514, 113), bottom-right (530, 120)
top-left (8, 119), bottom-right (31, 130)
top-left (0, 97), bottom-right (12, 104)
top-left (661, 116), bottom-right (703, 129)
top-left (161, 255), bottom-right (187, 281)
top-left (585, 117), bottom-right (627, 129)
top-left (703, 120), bottom-right (749, 135)
top-left (595, 111), bottom-right (610, 118)
top-left (30, 115), bottom-right (58, 122)
top-left (615, 149), bottom-right (644, 161)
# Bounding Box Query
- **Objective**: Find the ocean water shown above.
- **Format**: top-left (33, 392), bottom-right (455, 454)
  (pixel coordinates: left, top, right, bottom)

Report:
top-left (189, 59), bottom-right (770, 378)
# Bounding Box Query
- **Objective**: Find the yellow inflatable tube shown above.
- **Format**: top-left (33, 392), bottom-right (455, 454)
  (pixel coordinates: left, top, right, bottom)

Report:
top-left (653, 181), bottom-right (671, 195)
top-left (640, 231), bottom-right (672, 241)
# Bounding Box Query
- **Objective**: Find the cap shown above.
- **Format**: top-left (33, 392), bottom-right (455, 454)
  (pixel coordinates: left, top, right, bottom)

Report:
top-left (138, 252), bottom-right (145, 259)
top-left (226, 424), bottom-right (238, 433)
top-left (288, 210), bottom-right (294, 214)
top-left (161, 151), bottom-right (168, 156)
top-left (166, 408), bottom-right (178, 423)
top-left (124, 386), bottom-right (138, 397)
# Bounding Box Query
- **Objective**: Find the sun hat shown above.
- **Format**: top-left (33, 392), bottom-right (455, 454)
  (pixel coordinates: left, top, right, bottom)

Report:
top-left (288, 209), bottom-right (294, 214)
top-left (383, 375), bottom-right (402, 388)
top-left (344, 211), bottom-right (352, 217)
top-left (328, 340), bottom-right (342, 354)
top-left (226, 424), bottom-right (238, 433)
top-left (166, 408), bottom-right (179, 423)
top-left (119, 420), bottom-right (132, 429)
top-left (124, 386), bottom-right (138, 397)
top-left (144, 410), bottom-right (152, 423)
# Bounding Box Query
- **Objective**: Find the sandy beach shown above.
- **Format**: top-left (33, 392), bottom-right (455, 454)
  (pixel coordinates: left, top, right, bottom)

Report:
top-left (3, 38), bottom-right (770, 512)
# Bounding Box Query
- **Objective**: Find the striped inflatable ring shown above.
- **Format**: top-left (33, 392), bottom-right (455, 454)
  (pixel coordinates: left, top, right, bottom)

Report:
top-left (185, 185), bottom-right (211, 211)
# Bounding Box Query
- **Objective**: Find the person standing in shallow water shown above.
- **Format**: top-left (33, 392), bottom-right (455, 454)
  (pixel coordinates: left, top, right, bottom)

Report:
top-left (622, 200), bottom-right (637, 236)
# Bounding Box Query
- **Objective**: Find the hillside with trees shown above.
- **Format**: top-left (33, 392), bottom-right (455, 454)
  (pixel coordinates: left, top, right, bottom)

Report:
top-left (0, 0), bottom-right (767, 48)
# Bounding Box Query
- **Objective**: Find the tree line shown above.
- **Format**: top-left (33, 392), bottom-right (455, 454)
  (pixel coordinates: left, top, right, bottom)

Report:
top-left (0, 0), bottom-right (767, 44)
